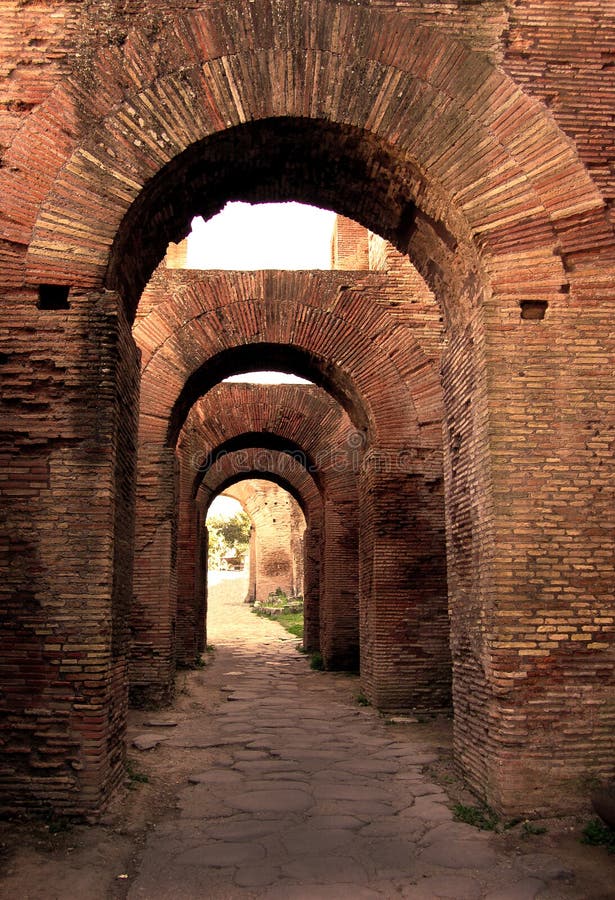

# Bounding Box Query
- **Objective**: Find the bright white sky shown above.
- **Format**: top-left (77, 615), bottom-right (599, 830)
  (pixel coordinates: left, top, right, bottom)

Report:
top-left (208, 494), bottom-right (243, 520)
top-left (224, 372), bottom-right (311, 385)
top-left (187, 201), bottom-right (336, 270)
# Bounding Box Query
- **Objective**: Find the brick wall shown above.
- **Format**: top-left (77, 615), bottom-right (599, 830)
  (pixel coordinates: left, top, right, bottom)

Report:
top-left (0, 289), bottom-right (139, 814)
top-left (1, 0), bottom-right (612, 817)
top-left (331, 215), bottom-right (370, 270)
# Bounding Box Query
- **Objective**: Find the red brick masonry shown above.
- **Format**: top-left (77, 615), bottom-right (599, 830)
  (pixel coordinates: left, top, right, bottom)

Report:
top-left (0, 0), bottom-right (613, 817)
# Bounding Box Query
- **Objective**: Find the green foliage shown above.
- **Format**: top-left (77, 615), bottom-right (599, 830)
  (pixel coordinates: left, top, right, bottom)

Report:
top-left (356, 692), bottom-right (370, 707)
top-left (211, 511), bottom-right (251, 547)
top-left (191, 646), bottom-right (215, 668)
top-left (126, 758), bottom-right (149, 789)
top-left (207, 511), bottom-right (251, 569)
top-left (309, 651), bottom-right (325, 671)
top-left (276, 611), bottom-right (304, 638)
top-left (453, 805), bottom-right (544, 836)
top-left (453, 803), bottom-right (499, 831)
top-left (582, 819), bottom-right (615, 853)
top-left (252, 604), bottom-right (304, 639)
top-left (522, 820), bottom-right (547, 836)
top-left (255, 588), bottom-right (304, 610)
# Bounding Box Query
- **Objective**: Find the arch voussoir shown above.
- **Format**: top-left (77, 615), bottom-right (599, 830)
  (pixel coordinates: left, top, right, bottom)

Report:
top-left (200, 450), bottom-right (323, 658)
top-left (13, 0), bottom-right (599, 311)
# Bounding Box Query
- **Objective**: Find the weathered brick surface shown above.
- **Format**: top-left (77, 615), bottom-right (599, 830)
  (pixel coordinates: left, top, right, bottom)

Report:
top-left (0, 0), bottom-right (612, 817)
top-left (135, 268), bottom-right (442, 445)
top-left (222, 479), bottom-right (306, 603)
top-left (0, 289), bottom-right (138, 814)
top-left (331, 215), bottom-right (370, 270)
top-left (130, 443), bottom-right (178, 706)
top-left (360, 449), bottom-right (450, 711)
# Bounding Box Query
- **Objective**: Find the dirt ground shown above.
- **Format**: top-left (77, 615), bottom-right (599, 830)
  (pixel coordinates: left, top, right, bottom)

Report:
top-left (0, 573), bottom-right (613, 899)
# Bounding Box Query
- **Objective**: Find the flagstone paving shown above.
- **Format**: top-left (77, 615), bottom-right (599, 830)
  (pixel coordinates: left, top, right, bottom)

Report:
top-left (123, 573), bottom-right (613, 899)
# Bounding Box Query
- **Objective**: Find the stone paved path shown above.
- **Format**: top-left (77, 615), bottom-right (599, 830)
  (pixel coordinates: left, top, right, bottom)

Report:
top-left (125, 573), bottom-right (611, 899)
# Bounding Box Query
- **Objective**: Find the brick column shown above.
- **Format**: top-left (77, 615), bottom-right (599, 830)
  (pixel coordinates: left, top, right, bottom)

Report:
top-left (320, 498), bottom-right (360, 670)
top-left (175, 449), bottom-right (200, 667)
top-left (131, 442), bottom-right (177, 705)
top-left (198, 518), bottom-right (209, 653)
top-left (359, 447), bottom-right (450, 710)
top-left (302, 522), bottom-right (321, 653)
top-left (290, 501), bottom-right (305, 599)
top-left (247, 525), bottom-right (257, 603)
top-left (0, 288), bottom-right (138, 816)
top-left (459, 278), bottom-right (615, 816)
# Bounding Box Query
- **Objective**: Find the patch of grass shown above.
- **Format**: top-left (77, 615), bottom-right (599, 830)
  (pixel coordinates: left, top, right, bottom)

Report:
top-left (356, 692), bottom-right (370, 707)
top-left (254, 605), bottom-right (304, 640)
top-left (268, 587), bottom-right (289, 606)
top-left (276, 611), bottom-right (304, 639)
top-left (309, 651), bottom-right (325, 671)
top-left (582, 819), bottom-right (615, 853)
top-left (453, 802), bottom-right (499, 831)
top-left (126, 758), bottom-right (149, 789)
top-left (191, 645), bottom-right (216, 668)
top-left (256, 588), bottom-right (304, 610)
top-left (522, 820), bottom-right (547, 836)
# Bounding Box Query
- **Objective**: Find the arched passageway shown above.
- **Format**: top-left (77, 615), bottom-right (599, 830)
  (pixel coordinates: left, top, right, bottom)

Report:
top-left (200, 452), bottom-right (323, 658)
top-left (1, 0), bottom-right (613, 819)
top-left (132, 268), bottom-right (447, 709)
top-left (213, 479), bottom-right (307, 606)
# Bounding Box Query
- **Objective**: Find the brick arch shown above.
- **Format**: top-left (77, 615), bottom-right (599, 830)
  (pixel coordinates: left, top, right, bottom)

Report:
top-left (181, 381), bottom-right (447, 694)
top-left (135, 273), bottom-right (447, 685)
top-left (201, 464), bottom-right (320, 525)
top-left (184, 383), bottom-right (357, 490)
top-left (193, 434), bottom-right (323, 499)
top-left (12, 0), bottom-right (602, 319)
top-left (200, 456), bottom-right (323, 655)
top-left (169, 341), bottom-right (371, 447)
top-left (136, 269), bottom-right (443, 450)
top-left (139, 379), bottom-right (367, 691)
